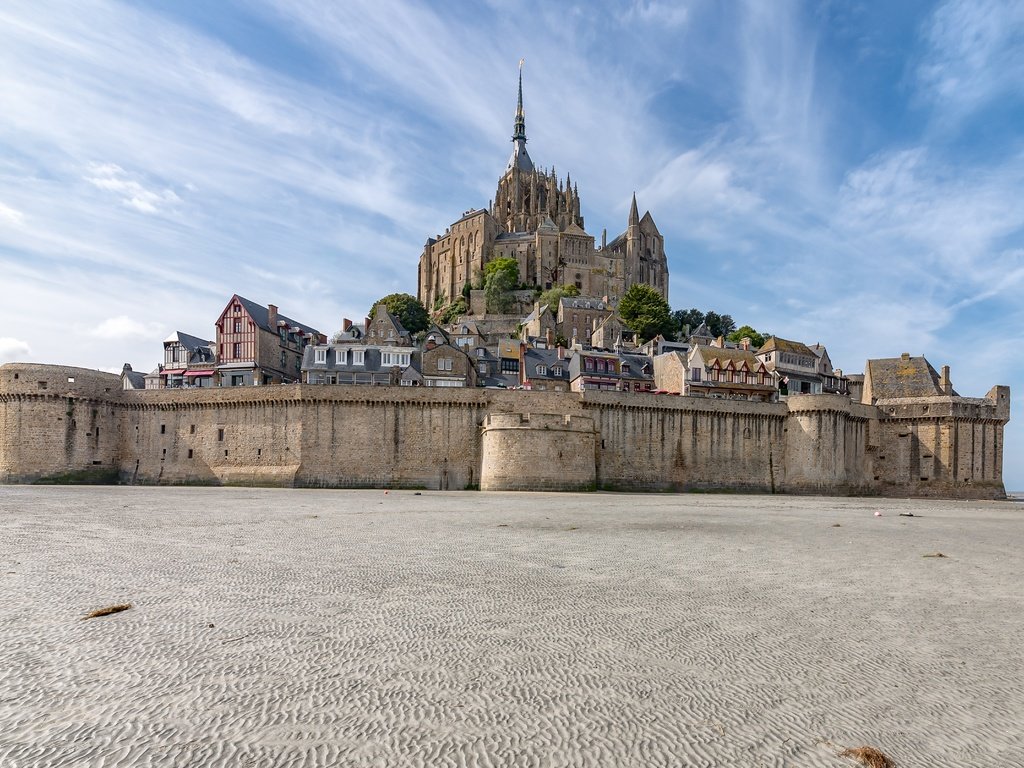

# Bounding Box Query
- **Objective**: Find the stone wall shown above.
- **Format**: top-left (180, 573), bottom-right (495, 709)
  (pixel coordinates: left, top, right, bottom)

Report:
top-left (0, 363), bottom-right (1009, 498)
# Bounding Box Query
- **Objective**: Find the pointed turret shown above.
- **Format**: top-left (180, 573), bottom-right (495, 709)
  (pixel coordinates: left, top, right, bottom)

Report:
top-left (506, 60), bottom-right (534, 174)
top-left (628, 192), bottom-right (640, 226)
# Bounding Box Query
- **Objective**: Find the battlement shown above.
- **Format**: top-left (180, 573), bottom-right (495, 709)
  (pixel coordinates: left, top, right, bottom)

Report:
top-left (0, 363), bottom-right (1010, 498)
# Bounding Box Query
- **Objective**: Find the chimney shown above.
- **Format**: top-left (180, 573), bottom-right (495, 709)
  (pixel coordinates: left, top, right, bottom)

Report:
top-left (268, 304), bottom-right (278, 326)
top-left (834, 368), bottom-right (843, 378)
top-left (940, 364), bottom-right (952, 394)
top-left (557, 345), bottom-right (566, 360)
top-left (901, 352), bottom-right (911, 362)
top-left (342, 317), bottom-right (352, 332)
top-left (425, 335), bottom-right (437, 351)
top-left (601, 228), bottom-right (607, 248)
top-left (740, 337), bottom-right (751, 351)
top-left (546, 327), bottom-right (555, 347)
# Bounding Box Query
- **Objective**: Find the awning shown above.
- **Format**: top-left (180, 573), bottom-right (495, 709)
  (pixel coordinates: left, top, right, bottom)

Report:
top-left (162, 369), bottom-right (186, 375)
top-left (185, 370), bottom-right (214, 377)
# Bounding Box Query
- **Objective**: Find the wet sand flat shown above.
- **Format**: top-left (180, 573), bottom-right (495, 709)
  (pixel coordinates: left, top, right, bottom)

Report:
top-left (1, 486), bottom-right (1022, 767)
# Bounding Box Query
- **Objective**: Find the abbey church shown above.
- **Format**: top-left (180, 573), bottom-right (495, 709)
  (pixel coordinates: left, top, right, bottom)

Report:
top-left (417, 67), bottom-right (669, 311)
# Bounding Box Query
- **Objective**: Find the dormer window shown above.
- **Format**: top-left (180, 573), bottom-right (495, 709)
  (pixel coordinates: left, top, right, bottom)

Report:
top-left (353, 350), bottom-right (364, 366)
top-left (537, 365), bottom-right (547, 376)
top-left (314, 348), bottom-right (327, 364)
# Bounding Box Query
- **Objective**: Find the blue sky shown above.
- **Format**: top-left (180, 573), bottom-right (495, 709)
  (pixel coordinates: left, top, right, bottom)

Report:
top-left (1, 0), bottom-right (1022, 489)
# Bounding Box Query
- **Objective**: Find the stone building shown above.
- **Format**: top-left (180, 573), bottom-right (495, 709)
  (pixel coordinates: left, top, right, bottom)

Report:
top-left (422, 330), bottom-right (476, 388)
top-left (156, 331), bottom-right (216, 389)
top-left (417, 66), bottom-right (668, 312)
top-left (214, 295), bottom-right (324, 386)
top-left (686, 345), bottom-right (777, 402)
top-left (755, 337), bottom-right (823, 395)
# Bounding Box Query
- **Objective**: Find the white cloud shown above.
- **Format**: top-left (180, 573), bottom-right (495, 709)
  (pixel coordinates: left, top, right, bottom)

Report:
top-left (84, 163), bottom-right (182, 214)
top-left (90, 316), bottom-right (164, 340)
top-left (0, 337), bottom-right (32, 363)
top-left (622, 1), bottom-right (690, 27)
top-left (0, 201), bottom-right (24, 226)
top-left (917, 0), bottom-right (1024, 115)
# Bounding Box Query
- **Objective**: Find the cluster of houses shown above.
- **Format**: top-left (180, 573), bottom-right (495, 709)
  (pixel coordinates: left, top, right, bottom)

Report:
top-left (122, 293), bottom-right (853, 401)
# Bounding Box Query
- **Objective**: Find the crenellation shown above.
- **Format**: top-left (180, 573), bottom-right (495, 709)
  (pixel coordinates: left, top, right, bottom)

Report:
top-left (0, 361), bottom-right (1010, 498)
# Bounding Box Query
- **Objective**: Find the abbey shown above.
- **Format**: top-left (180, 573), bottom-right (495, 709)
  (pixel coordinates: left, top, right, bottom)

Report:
top-left (417, 67), bottom-right (668, 310)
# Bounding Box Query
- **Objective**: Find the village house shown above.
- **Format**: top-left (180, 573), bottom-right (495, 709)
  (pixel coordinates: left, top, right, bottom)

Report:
top-left (520, 346), bottom-right (570, 391)
top-left (568, 348), bottom-right (654, 393)
top-left (422, 329), bottom-right (476, 387)
top-left (301, 343), bottom-right (416, 386)
top-left (152, 331), bottom-right (216, 389)
top-left (755, 336), bottom-right (826, 395)
top-left (686, 344), bottom-right (777, 401)
top-left (214, 295), bottom-right (324, 386)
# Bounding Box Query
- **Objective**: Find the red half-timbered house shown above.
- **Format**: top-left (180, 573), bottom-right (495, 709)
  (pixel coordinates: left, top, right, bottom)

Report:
top-left (214, 295), bottom-right (324, 386)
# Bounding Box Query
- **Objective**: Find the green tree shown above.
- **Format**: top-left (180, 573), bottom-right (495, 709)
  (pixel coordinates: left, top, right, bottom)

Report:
top-left (483, 257), bottom-right (520, 313)
top-left (618, 284), bottom-right (673, 343)
top-left (368, 293), bottom-right (430, 334)
top-left (704, 311), bottom-right (736, 339)
top-left (727, 325), bottom-right (766, 349)
top-left (671, 308), bottom-right (705, 337)
top-left (538, 283), bottom-right (580, 313)
top-left (439, 297), bottom-right (468, 324)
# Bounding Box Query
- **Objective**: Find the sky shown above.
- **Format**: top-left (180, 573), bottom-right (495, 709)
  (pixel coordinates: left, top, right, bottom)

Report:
top-left (1, 0), bottom-right (1022, 489)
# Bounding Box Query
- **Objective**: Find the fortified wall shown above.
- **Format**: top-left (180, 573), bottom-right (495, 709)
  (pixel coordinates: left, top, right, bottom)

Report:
top-left (0, 362), bottom-right (1010, 499)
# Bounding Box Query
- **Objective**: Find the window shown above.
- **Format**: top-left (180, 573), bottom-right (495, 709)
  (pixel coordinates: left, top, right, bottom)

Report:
top-left (500, 359), bottom-right (519, 374)
top-left (233, 304), bottom-right (241, 313)
top-left (160, 424), bottom-right (166, 434)
top-left (476, 347), bottom-right (485, 358)
top-left (234, 320), bottom-right (242, 333)
top-left (353, 350), bottom-right (364, 365)
top-left (478, 363), bottom-right (487, 374)
top-left (537, 365), bottom-right (547, 376)
top-left (585, 358), bottom-right (594, 371)
top-left (218, 428), bottom-right (224, 441)
top-left (692, 368), bottom-right (702, 382)
top-left (233, 342), bottom-right (241, 358)
top-left (315, 348), bottom-right (327, 364)
top-left (552, 366), bottom-right (562, 377)
top-left (437, 358), bottom-right (453, 372)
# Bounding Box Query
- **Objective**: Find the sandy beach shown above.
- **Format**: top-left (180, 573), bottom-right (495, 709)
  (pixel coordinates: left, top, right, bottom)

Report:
top-left (1, 487), bottom-right (1021, 767)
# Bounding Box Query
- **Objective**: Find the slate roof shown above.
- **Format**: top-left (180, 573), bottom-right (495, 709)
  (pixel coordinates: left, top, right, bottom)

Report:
top-left (866, 355), bottom-right (956, 398)
top-left (301, 345), bottom-right (415, 374)
top-left (121, 364), bottom-right (146, 389)
top-left (693, 345), bottom-right (765, 369)
top-left (164, 331), bottom-right (212, 352)
top-left (757, 336), bottom-right (817, 357)
top-left (522, 347), bottom-right (570, 382)
top-left (235, 295), bottom-right (321, 337)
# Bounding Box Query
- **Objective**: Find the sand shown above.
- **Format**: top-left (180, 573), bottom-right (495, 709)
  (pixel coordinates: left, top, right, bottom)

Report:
top-left (1, 487), bottom-right (1022, 767)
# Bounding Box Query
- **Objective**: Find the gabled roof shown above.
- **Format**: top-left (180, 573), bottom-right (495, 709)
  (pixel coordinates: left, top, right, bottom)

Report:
top-left (757, 336), bottom-right (816, 357)
top-left (563, 221), bottom-right (588, 236)
top-left (692, 345), bottom-right (765, 370)
top-left (164, 331), bottom-right (211, 352)
top-left (866, 355), bottom-right (955, 398)
top-left (689, 322), bottom-right (714, 340)
top-left (230, 295), bottom-right (321, 337)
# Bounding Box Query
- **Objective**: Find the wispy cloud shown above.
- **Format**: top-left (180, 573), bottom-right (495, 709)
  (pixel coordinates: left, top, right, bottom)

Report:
top-left (89, 315), bottom-right (165, 340)
top-left (0, 337), bottom-right (32, 363)
top-left (85, 163), bottom-right (182, 214)
top-left (917, 0), bottom-right (1024, 117)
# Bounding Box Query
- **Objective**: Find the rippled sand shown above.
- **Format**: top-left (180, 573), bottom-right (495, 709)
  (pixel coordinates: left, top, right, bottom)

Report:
top-left (1, 487), bottom-right (1022, 767)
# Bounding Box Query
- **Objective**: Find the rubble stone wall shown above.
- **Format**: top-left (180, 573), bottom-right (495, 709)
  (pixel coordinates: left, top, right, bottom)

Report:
top-left (0, 363), bottom-right (1009, 498)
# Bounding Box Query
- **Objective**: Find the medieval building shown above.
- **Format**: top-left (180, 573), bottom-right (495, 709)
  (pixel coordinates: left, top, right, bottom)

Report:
top-left (417, 67), bottom-right (669, 312)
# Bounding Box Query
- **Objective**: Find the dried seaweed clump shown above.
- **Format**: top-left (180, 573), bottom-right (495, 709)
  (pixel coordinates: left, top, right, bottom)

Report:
top-left (839, 745), bottom-right (896, 768)
top-left (82, 603), bottom-right (133, 620)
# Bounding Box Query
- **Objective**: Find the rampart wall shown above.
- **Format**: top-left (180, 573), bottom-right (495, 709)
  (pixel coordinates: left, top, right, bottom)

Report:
top-left (0, 363), bottom-right (1009, 498)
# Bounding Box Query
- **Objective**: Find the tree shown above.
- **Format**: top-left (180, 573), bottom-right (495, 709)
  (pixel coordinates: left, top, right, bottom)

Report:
top-left (704, 311), bottom-right (736, 339)
top-left (727, 325), bottom-right (766, 349)
top-left (483, 257), bottom-right (520, 313)
top-left (439, 297), bottom-right (468, 324)
top-left (618, 284), bottom-right (673, 343)
top-left (368, 293), bottom-right (430, 334)
top-left (538, 284), bottom-right (580, 313)
top-left (671, 308), bottom-right (705, 337)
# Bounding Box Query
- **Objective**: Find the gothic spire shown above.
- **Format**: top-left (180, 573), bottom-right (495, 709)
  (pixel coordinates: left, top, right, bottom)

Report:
top-left (513, 59), bottom-right (526, 142)
top-left (629, 192), bottom-right (640, 226)
top-left (505, 59), bottom-right (534, 174)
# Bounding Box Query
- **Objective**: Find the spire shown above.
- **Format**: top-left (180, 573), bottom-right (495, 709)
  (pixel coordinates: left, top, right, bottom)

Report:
top-left (629, 192), bottom-right (639, 226)
top-left (513, 59), bottom-right (526, 142)
top-left (505, 59), bottom-right (534, 174)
